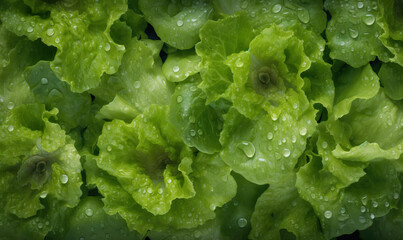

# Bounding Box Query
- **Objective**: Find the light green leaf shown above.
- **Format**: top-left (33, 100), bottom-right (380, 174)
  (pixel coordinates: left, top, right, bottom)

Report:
top-left (0, 0), bottom-right (127, 92)
top-left (169, 75), bottom-right (226, 154)
top-left (162, 49), bottom-right (202, 82)
top-left (196, 14), bottom-right (254, 102)
top-left (138, 0), bottom-right (213, 49)
top-left (325, 0), bottom-right (391, 67)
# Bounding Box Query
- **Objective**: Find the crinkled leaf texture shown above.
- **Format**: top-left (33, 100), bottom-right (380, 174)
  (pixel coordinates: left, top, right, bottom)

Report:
top-left (86, 105), bottom-right (236, 234)
top-left (296, 65), bottom-right (403, 238)
top-left (0, 0), bottom-right (127, 92)
top-left (0, 104), bottom-right (82, 238)
top-left (220, 24), bottom-right (332, 185)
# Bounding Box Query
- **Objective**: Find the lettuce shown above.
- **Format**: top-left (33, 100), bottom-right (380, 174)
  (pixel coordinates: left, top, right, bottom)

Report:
top-left (0, 0), bottom-right (402, 239)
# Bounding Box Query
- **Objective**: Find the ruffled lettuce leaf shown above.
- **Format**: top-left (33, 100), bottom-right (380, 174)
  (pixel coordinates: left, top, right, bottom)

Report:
top-left (24, 61), bottom-right (92, 131)
top-left (162, 49), bottom-right (202, 83)
top-left (213, 0), bottom-right (326, 34)
top-left (250, 178), bottom-right (325, 240)
top-left (0, 27), bottom-right (55, 124)
top-left (378, 62), bottom-right (403, 100)
top-left (87, 105), bottom-right (236, 234)
top-left (138, 0), bottom-right (214, 49)
top-left (0, 0), bottom-right (127, 92)
top-left (169, 74), bottom-right (228, 154)
top-left (196, 14), bottom-right (254, 102)
top-left (0, 104), bottom-right (82, 237)
top-left (95, 39), bottom-right (173, 122)
top-left (325, 0), bottom-right (391, 67)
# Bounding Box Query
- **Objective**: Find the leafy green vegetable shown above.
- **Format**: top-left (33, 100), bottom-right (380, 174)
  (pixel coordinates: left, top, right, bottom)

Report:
top-left (0, 0), bottom-right (402, 239)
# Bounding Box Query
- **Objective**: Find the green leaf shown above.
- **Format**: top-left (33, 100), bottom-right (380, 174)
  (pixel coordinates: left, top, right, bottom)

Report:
top-left (379, 62), bottom-right (403, 100)
top-left (213, 0), bottom-right (326, 34)
top-left (96, 39), bottom-right (173, 121)
top-left (325, 0), bottom-right (391, 67)
top-left (0, 0), bottom-right (128, 92)
top-left (332, 64), bottom-right (380, 119)
top-left (138, 0), bottom-right (213, 49)
top-left (169, 75), bottom-right (226, 154)
top-left (196, 14), bottom-right (254, 102)
top-left (24, 61), bottom-right (92, 131)
top-left (162, 49), bottom-right (202, 82)
top-left (250, 179), bottom-right (325, 240)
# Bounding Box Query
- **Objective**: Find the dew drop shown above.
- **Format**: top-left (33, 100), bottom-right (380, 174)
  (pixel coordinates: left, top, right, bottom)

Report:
top-left (291, 135), bottom-right (297, 143)
top-left (357, 1), bottom-right (364, 8)
top-left (370, 213), bottom-right (375, 219)
top-left (27, 26), bottom-right (34, 33)
top-left (107, 145), bottom-right (112, 152)
top-left (173, 66), bottom-right (180, 72)
top-left (283, 149), bottom-right (291, 157)
top-left (360, 206), bottom-right (366, 213)
top-left (363, 14), bottom-right (375, 25)
top-left (7, 125), bottom-right (14, 132)
top-left (271, 113), bottom-right (278, 121)
top-left (176, 95), bottom-right (183, 103)
top-left (7, 101), bottom-right (15, 110)
top-left (299, 127), bottom-right (307, 136)
top-left (372, 201), bottom-right (378, 208)
top-left (385, 202), bottom-right (390, 207)
top-left (38, 223), bottom-right (43, 229)
top-left (272, 4), bottom-right (282, 13)
top-left (321, 141), bottom-right (328, 149)
top-left (324, 210), bottom-right (333, 219)
top-left (297, 8), bottom-right (310, 23)
top-left (340, 207), bottom-right (346, 214)
top-left (176, 20), bottom-right (183, 27)
top-left (85, 208), bottom-right (93, 217)
top-left (194, 231), bottom-right (201, 238)
top-left (349, 28), bottom-right (359, 39)
top-left (359, 216), bottom-right (366, 223)
top-left (267, 132), bottom-right (273, 140)
top-left (237, 141), bottom-right (255, 158)
top-left (55, 38), bottom-right (60, 44)
top-left (41, 78), bottom-right (48, 85)
top-left (393, 192), bottom-right (399, 199)
top-left (40, 192), bottom-right (48, 198)
top-left (237, 218), bottom-right (248, 228)
top-left (147, 187), bottom-right (153, 194)
top-left (235, 58), bottom-right (243, 67)
top-left (46, 28), bottom-right (54, 36)
top-left (60, 174), bottom-right (69, 184)
top-left (190, 129), bottom-right (196, 136)
top-left (197, 129), bottom-right (203, 135)
top-left (104, 43), bottom-right (111, 51)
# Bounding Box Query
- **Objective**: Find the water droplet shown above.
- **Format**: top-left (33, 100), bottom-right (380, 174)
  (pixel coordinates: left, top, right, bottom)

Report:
top-left (370, 213), bottom-right (375, 219)
top-left (197, 129), bottom-right (203, 135)
top-left (235, 58), bottom-right (243, 67)
top-left (363, 14), bottom-right (375, 25)
top-left (357, 2), bottom-right (364, 8)
top-left (40, 192), bottom-right (48, 198)
top-left (271, 113), bottom-right (278, 121)
top-left (167, 179), bottom-right (172, 184)
top-left (360, 206), bottom-right (366, 213)
top-left (194, 230), bottom-right (201, 238)
top-left (46, 28), bottom-right (54, 36)
top-left (7, 125), bottom-right (14, 132)
top-left (7, 101), bottom-right (15, 110)
top-left (340, 207), bottom-right (346, 214)
top-left (283, 149), bottom-right (291, 157)
top-left (38, 223), bottom-right (43, 229)
top-left (85, 208), bottom-right (93, 217)
top-left (349, 28), bottom-right (359, 39)
top-left (176, 95), bottom-right (183, 103)
top-left (48, 89), bottom-right (63, 100)
top-left (27, 26), bottom-right (33, 33)
top-left (372, 201), bottom-right (378, 208)
top-left (104, 43), bottom-right (111, 51)
top-left (60, 174), bottom-right (69, 184)
top-left (321, 141), bottom-right (328, 149)
top-left (291, 135), bottom-right (297, 143)
top-left (147, 187), bottom-right (153, 194)
top-left (237, 218), bottom-right (247, 228)
top-left (324, 210), bottom-right (333, 219)
top-left (267, 132), bottom-right (273, 140)
top-left (272, 4), bottom-right (282, 13)
top-left (133, 81), bottom-right (141, 89)
top-left (385, 202), bottom-right (390, 207)
top-left (393, 192), bottom-right (399, 199)
top-left (107, 145), bottom-right (112, 152)
top-left (41, 78), bottom-right (48, 85)
top-left (359, 216), bottom-right (366, 223)
top-left (241, 1), bottom-right (248, 9)
top-left (55, 38), bottom-right (60, 44)
top-left (176, 20), bottom-right (183, 27)
top-left (190, 129), bottom-right (196, 136)
top-left (297, 8), bottom-right (310, 23)
top-left (299, 127), bottom-right (307, 136)
top-left (173, 66), bottom-right (180, 72)
top-left (237, 141), bottom-right (255, 158)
